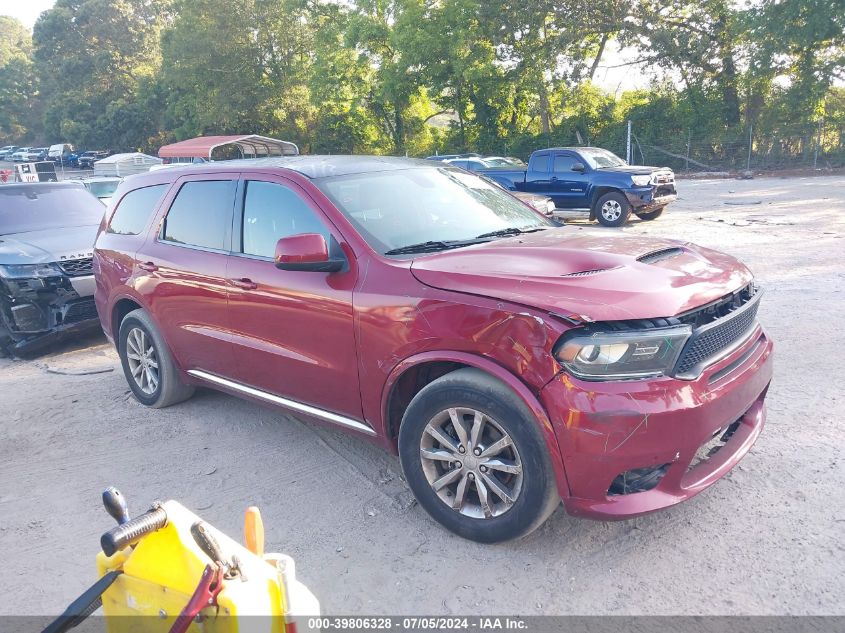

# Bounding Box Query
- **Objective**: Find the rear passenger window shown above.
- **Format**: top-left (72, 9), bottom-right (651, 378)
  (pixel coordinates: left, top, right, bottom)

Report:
top-left (107, 184), bottom-right (167, 235)
top-left (161, 180), bottom-right (236, 250)
top-left (532, 154), bottom-right (549, 172)
top-left (242, 181), bottom-right (329, 258)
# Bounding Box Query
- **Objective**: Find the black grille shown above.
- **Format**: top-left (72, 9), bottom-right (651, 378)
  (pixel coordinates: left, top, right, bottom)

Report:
top-left (58, 257), bottom-right (93, 277)
top-left (63, 299), bottom-right (98, 324)
top-left (674, 290), bottom-right (761, 376)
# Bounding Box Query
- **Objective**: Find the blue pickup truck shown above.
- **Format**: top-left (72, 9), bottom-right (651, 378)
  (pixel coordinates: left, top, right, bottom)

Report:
top-left (481, 146), bottom-right (677, 227)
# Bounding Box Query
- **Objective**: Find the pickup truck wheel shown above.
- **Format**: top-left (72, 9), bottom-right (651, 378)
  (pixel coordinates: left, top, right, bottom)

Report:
top-left (398, 368), bottom-right (559, 543)
top-left (118, 308), bottom-right (194, 408)
top-left (595, 192), bottom-right (631, 227)
top-left (635, 206), bottom-right (665, 221)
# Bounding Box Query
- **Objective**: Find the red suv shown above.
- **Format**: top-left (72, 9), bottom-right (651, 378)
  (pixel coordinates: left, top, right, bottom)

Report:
top-left (94, 157), bottom-right (773, 542)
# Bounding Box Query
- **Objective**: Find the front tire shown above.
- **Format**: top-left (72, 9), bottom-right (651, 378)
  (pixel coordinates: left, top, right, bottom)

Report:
top-left (595, 191), bottom-right (631, 227)
top-left (118, 308), bottom-right (194, 408)
top-left (635, 206), bottom-right (665, 221)
top-left (398, 368), bottom-right (559, 543)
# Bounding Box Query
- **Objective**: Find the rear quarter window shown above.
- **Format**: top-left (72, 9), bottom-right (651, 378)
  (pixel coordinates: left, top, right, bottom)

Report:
top-left (107, 184), bottom-right (168, 235)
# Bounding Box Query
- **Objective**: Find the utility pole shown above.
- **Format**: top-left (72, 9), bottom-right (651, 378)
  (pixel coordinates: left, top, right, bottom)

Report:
top-left (746, 125), bottom-right (753, 172)
top-left (626, 120), bottom-right (632, 164)
top-left (686, 129), bottom-right (691, 172)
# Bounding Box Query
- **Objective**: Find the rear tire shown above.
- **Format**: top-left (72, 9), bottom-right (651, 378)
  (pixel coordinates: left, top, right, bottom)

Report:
top-left (118, 308), bottom-right (194, 408)
top-left (398, 368), bottom-right (559, 543)
top-left (594, 192), bottom-right (631, 227)
top-left (635, 206), bottom-right (665, 221)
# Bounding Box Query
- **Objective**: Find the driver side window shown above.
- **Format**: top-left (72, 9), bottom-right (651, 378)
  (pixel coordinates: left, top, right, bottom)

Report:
top-left (552, 155), bottom-right (579, 173)
top-left (241, 181), bottom-right (330, 258)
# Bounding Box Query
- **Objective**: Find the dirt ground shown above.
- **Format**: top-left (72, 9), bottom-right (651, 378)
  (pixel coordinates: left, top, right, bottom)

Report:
top-left (1, 175), bottom-right (843, 616)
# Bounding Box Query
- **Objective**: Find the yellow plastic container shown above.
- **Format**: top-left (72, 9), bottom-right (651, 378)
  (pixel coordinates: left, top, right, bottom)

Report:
top-left (95, 501), bottom-right (313, 633)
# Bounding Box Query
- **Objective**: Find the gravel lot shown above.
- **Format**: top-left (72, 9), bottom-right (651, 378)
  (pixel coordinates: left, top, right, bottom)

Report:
top-left (1, 175), bottom-right (843, 616)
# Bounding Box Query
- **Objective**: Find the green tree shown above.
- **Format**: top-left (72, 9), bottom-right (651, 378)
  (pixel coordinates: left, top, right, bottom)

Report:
top-left (33, 0), bottom-right (170, 150)
top-left (346, 0), bottom-right (443, 154)
top-left (305, 0), bottom-right (385, 154)
top-left (621, 0), bottom-right (745, 126)
top-left (159, 0), bottom-right (318, 147)
top-left (0, 16), bottom-right (39, 142)
top-left (749, 0), bottom-right (845, 118)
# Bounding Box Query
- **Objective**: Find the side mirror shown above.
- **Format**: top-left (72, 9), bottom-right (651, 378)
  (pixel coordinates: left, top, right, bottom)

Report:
top-left (274, 233), bottom-right (345, 272)
top-left (572, 162), bottom-right (586, 172)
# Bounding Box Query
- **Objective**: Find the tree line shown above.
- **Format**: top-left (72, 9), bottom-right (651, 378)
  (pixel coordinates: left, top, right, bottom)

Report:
top-left (1, 0), bottom-right (843, 169)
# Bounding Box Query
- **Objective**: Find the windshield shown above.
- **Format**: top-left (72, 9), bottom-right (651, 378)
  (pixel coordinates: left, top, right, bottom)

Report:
top-left (84, 180), bottom-right (120, 198)
top-left (316, 167), bottom-right (554, 255)
top-left (579, 148), bottom-right (627, 169)
top-left (0, 185), bottom-right (105, 235)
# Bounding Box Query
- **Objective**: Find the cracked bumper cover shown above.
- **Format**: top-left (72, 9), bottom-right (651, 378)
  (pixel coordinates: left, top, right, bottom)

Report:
top-left (0, 273), bottom-right (101, 353)
top-left (624, 186), bottom-right (677, 210)
top-left (540, 325), bottom-right (774, 520)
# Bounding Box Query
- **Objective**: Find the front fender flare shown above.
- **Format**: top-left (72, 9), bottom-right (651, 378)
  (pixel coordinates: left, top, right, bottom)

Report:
top-left (380, 350), bottom-right (572, 499)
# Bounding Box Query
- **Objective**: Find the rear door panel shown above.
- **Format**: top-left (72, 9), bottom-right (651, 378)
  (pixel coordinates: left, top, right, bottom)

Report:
top-left (137, 172), bottom-right (239, 375)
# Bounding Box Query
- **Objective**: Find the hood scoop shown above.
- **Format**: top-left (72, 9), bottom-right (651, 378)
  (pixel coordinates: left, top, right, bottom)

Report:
top-left (561, 266), bottom-right (619, 278)
top-left (637, 247), bottom-right (684, 264)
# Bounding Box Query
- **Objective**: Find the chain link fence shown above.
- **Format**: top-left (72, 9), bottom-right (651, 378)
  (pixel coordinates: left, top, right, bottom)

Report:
top-left (627, 121), bottom-right (844, 174)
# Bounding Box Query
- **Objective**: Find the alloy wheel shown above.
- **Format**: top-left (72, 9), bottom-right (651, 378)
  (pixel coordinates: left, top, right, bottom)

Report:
top-left (601, 199), bottom-right (623, 221)
top-left (419, 407), bottom-right (523, 519)
top-left (125, 327), bottom-right (159, 395)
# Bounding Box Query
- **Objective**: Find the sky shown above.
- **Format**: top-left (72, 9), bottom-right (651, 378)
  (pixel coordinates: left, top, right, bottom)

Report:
top-left (1, 0), bottom-right (54, 29)
top-left (0, 0), bottom-right (650, 93)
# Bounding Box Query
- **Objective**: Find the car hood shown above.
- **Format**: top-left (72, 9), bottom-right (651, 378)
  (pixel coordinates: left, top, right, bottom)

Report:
top-left (595, 165), bottom-right (669, 175)
top-left (409, 229), bottom-right (753, 322)
top-left (0, 225), bottom-right (98, 265)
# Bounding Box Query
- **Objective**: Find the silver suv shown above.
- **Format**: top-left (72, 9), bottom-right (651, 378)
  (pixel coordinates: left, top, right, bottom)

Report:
top-left (0, 182), bottom-right (104, 355)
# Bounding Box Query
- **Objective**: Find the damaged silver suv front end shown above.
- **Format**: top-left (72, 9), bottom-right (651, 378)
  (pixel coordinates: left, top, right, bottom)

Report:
top-left (0, 258), bottom-right (99, 354)
top-left (0, 182), bottom-right (104, 356)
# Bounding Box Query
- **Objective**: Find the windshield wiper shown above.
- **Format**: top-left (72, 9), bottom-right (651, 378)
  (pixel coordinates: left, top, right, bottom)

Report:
top-left (474, 226), bottom-right (548, 239)
top-left (384, 240), bottom-right (480, 255)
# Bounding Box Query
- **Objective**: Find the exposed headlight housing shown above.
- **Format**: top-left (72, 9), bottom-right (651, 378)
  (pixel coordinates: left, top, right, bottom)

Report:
top-left (0, 262), bottom-right (64, 279)
top-left (631, 175), bottom-right (651, 187)
top-left (554, 326), bottom-right (691, 380)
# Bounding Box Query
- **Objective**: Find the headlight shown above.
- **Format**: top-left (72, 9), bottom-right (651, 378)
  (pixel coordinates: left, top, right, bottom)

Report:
top-left (0, 262), bottom-right (64, 279)
top-left (554, 326), bottom-right (691, 380)
top-left (631, 175), bottom-right (651, 187)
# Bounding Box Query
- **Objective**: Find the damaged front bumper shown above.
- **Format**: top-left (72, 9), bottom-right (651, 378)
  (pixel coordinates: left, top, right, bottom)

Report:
top-left (0, 271), bottom-right (101, 355)
top-left (624, 184), bottom-right (677, 211)
top-left (541, 325), bottom-right (774, 520)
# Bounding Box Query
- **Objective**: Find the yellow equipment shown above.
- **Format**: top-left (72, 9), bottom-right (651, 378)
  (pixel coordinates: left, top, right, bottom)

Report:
top-left (45, 489), bottom-right (319, 633)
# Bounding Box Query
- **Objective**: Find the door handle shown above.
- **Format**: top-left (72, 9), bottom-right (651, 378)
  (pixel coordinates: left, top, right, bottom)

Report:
top-left (138, 261), bottom-right (158, 272)
top-left (550, 176), bottom-right (558, 182)
top-left (229, 278), bottom-right (258, 290)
